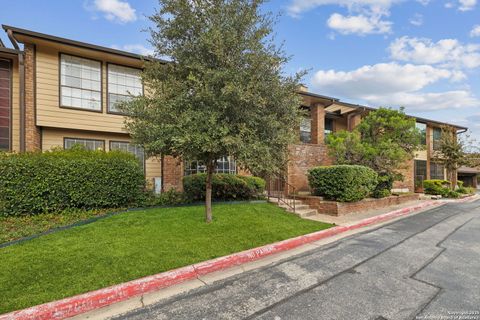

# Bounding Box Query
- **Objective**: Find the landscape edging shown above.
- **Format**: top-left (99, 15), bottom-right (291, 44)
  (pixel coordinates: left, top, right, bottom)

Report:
top-left (0, 199), bottom-right (448, 320)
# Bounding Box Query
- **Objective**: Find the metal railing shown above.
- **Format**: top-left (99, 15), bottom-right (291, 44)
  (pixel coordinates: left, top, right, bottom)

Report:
top-left (266, 175), bottom-right (296, 213)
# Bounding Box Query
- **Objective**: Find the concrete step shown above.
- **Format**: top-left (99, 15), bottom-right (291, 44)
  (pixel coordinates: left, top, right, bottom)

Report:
top-left (268, 198), bottom-right (303, 205)
top-left (279, 204), bottom-right (310, 211)
top-left (288, 208), bottom-right (318, 218)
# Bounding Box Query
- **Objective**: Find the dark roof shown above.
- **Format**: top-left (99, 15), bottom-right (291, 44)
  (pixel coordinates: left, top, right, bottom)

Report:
top-left (2, 25), bottom-right (168, 63)
top-left (303, 91), bottom-right (468, 131)
top-left (458, 166), bottom-right (480, 174)
top-left (0, 47), bottom-right (20, 55)
top-left (0, 37), bottom-right (4, 47)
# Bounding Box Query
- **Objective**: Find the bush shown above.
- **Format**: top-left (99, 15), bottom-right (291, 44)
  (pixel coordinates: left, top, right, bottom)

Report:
top-left (140, 189), bottom-right (190, 207)
top-left (372, 174), bottom-right (394, 198)
top-left (0, 148), bottom-right (145, 216)
top-left (308, 165), bottom-right (378, 202)
top-left (182, 174), bottom-right (265, 201)
top-left (423, 180), bottom-right (450, 197)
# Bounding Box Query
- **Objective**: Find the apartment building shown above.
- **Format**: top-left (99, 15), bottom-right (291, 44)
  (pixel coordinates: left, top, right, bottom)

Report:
top-left (0, 25), bottom-right (468, 194)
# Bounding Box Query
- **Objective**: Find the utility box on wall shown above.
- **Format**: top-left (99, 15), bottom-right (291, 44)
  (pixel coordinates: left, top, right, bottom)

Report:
top-left (154, 177), bottom-right (162, 194)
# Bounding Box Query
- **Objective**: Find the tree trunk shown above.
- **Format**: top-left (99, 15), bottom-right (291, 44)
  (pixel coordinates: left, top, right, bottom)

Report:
top-left (205, 162), bottom-right (214, 223)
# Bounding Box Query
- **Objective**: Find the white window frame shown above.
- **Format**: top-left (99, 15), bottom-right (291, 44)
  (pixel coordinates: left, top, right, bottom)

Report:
top-left (64, 138), bottom-right (105, 151)
top-left (107, 63), bottom-right (143, 114)
top-left (60, 54), bottom-right (102, 112)
top-left (184, 157), bottom-right (237, 176)
top-left (109, 141), bottom-right (145, 170)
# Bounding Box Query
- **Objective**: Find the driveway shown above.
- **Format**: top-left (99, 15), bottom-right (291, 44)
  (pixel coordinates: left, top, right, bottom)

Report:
top-left (112, 200), bottom-right (480, 320)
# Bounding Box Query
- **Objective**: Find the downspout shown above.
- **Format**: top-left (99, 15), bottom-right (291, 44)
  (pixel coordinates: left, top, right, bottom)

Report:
top-left (7, 29), bottom-right (26, 152)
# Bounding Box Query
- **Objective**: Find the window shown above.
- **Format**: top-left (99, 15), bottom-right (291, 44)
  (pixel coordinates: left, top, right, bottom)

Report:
top-left (184, 157), bottom-right (237, 176)
top-left (414, 160), bottom-right (427, 189)
top-left (60, 54), bottom-right (101, 111)
top-left (0, 59), bottom-right (11, 151)
top-left (107, 64), bottom-right (142, 113)
top-left (430, 162), bottom-right (445, 180)
top-left (110, 141), bottom-right (145, 170)
top-left (325, 118), bottom-right (334, 137)
top-left (64, 138), bottom-right (104, 151)
top-left (416, 122), bottom-right (427, 145)
top-left (433, 127), bottom-right (442, 151)
top-left (300, 117), bottom-right (311, 143)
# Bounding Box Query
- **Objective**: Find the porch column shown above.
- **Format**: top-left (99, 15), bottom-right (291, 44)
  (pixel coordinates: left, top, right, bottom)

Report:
top-left (348, 113), bottom-right (362, 131)
top-left (311, 103), bottom-right (325, 144)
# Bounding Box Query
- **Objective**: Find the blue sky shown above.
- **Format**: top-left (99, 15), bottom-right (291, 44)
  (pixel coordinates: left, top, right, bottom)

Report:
top-left (1, 0), bottom-right (479, 139)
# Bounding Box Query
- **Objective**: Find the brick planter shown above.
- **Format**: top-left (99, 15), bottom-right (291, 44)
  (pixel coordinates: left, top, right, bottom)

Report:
top-left (296, 194), bottom-right (420, 216)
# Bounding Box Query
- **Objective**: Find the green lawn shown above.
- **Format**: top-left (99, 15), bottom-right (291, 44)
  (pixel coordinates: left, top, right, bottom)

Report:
top-left (0, 203), bottom-right (332, 314)
top-left (0, 209), bottom-right (116, 244)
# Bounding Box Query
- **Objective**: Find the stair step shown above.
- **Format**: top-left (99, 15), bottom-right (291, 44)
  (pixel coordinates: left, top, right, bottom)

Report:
top-left (279, 204), bottom-right (310, 210)
top-left (288, 208), bottom-right (317, 217)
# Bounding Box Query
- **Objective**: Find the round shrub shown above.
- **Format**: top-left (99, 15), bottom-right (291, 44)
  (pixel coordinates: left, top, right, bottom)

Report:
top-left (308, 165), bottom-right (378, 202)
top-left (0, 149), bottom-right (145, 216)
top-left (423, 180), bottom-right (450, 196)
top-left (182, 174), bottom-right (265, 201)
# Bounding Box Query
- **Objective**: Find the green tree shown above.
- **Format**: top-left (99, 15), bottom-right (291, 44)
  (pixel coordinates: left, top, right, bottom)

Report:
top-left (433, 127), bottom-right (480, 189)
top-left (122, 0), bottom-right (303, 223)
top-left (326, 108), bottom-right (422, 196)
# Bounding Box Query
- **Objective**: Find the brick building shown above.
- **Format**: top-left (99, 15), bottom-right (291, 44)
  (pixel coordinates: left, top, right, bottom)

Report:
top-left (0, 26), bottom-right (468, 194)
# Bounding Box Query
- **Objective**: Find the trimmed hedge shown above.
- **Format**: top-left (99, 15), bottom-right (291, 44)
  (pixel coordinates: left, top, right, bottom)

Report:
top-left (423, 179), bottom-right (450, 196)
top-left (0, 148), bottom-right (145, 216)
top-left (182, 174), bottom-right (265, 201)
top-left (308, 165), bottom-right (378, 202)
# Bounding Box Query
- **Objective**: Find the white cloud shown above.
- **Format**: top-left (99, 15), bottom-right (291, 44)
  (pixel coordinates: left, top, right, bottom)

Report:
top-left (327, 12), bottom-right (392, 35)
top-left (287, 0), bottom-right (402, 16)
top-left (458, 0), bottom-right (476, 11)
top-left (389, 36), bottom-right (480, 69)
top-left (288, 0), bottom-right (401, 35)
top-left (93, 0), bottom-right (137, 23)
top-left (111, 44), bottom-right (154, 56)
top-left (409, 13), bottom-right (423, 26)
top-left (471, 25), bottom-right (480, 37)
top-left (310, 62), bottom-right (479, 111)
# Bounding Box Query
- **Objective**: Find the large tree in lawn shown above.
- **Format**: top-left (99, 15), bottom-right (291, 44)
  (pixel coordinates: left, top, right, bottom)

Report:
top-left (122, 0), bottom-right (303, 223)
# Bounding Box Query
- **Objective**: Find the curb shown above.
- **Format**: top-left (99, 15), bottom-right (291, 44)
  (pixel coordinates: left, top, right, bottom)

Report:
top-left (0, 200), bottom-right (445, 320)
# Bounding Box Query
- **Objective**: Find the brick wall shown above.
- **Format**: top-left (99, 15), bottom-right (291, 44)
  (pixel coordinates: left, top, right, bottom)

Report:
top-left (297, 194), bottom-right (419, 216)
top-left (287, 143), bottom-right (330, 192)
top-left (393, 158), bottom-right (415, 192)
top-left (163, 156), bottom-right (184, 191)
top-left (24, 44), bottom-right (41, 152)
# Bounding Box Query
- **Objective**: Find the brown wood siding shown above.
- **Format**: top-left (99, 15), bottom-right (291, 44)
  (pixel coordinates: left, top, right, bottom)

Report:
top-left (42, 128), bottom-right (161, 182)
top-left (35, 43), bottom-right (143, 134)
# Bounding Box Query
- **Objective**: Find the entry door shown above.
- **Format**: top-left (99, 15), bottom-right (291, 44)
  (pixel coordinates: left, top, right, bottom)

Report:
top-left (414, 160), bottom-right (427, 193)
top-left (0, 59), bottom-right (11, 151)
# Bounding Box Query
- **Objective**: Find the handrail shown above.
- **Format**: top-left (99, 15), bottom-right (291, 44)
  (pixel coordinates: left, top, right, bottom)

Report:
top-left (266, 175), bottom-right (296, 213)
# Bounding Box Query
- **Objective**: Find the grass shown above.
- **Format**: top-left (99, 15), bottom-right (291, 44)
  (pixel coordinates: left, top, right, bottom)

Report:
top-left (0, 203), bottom-right (332, 314)
top-left (0, 209), bottom-right (117, 244)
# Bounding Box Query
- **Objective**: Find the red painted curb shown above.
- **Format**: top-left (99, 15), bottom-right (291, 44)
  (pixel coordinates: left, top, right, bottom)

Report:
top-left (0, 200), bottom-right (444, 320)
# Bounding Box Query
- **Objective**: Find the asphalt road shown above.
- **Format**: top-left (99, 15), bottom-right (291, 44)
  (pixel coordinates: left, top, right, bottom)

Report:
top-left (112, 200), bottom-right (480, 320)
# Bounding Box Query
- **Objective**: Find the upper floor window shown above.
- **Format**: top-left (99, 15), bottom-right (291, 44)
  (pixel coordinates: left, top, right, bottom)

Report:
top-left (60, 54), bottom-right (101, 111)
top-left (107, 64), bottom-right (142, 113)
top-left (433, 127), bottom-right (442, 151)
top-left (416, 122), bottom-right (427, 145)
top-left (184, 157), bottom-right (237, 176)
top-left (0, 59), bottom-right (11, 151)
top-left (110, 141), bottom-right (145, 170)
top-left (64, 138), bottom-right (105, 151)
top-left (300, 117), bottom-right (311, 143)
top-left (325, 118), bottom-right (334, 137)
